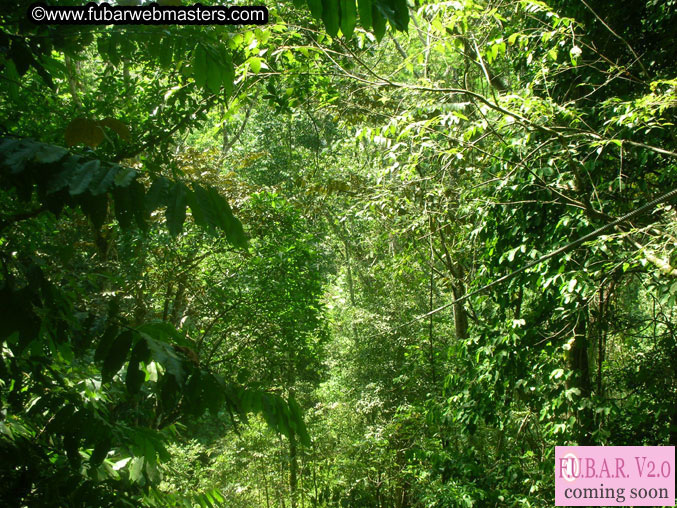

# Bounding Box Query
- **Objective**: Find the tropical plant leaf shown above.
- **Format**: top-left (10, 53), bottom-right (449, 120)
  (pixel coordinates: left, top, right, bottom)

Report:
top-left (102, 330), bottom-right (134, 382)
top-left (321, 0), bottom-right (340, 37)
top-left (166, 182), bottom-right (187, 236)
top-left (340, 0), bottom-right (358, 39)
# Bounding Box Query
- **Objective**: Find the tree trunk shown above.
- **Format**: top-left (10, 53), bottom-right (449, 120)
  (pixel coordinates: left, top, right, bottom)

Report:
top-left (289, 431), bottom-right (298, 508)
top-left (566, 308), bottom-right (593, 444)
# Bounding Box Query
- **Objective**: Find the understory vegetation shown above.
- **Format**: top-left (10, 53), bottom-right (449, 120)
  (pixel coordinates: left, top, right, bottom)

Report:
top-left (1, 0), bottom-right (676, 506)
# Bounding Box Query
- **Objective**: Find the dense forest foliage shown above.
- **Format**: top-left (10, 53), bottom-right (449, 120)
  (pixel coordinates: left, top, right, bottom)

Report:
top-left (1, 0), bottom-right (676, 506)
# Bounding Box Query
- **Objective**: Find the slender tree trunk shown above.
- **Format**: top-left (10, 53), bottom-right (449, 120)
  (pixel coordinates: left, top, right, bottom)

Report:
top-left (596, 286), bottom-right (606, 396)
top-left (278, 435), bottom-right (287, 508)
top-left (567, 308), bottom-right (593, 444)
top-left (263, 465), bottom-right (271, 508)
top-left (289, 431), bottom-right (298, 508)
top-left (312, 443), bottom-right (318, 507)
top-left (437, 223), bottom-right (469, 340)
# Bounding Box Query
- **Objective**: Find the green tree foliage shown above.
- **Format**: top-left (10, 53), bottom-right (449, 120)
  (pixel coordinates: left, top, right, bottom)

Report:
top-left (2, 0), bottom-right (676, 507)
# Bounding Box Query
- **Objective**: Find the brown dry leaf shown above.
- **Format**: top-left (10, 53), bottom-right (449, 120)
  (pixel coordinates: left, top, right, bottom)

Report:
top-left (65, 118), bottom-right (104, 148)
top-left (99, 118), bottom-right (131, 141)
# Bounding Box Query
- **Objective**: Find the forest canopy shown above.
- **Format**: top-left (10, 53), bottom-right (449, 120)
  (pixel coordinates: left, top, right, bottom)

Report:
top-left (1, 0), bottom-right (676, 506)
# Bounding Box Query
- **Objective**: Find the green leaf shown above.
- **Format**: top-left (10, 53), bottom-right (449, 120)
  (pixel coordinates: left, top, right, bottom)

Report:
top-left (166, 182), bottom-right (187, 236)
top-left (113, 166), bottom-right (136, 187)
top-left (306, 0), bottom-right (322, 19)
top-left (288, 395), bottom-right (311, 446)
top-left (69, 160), bottom-right (100, 195)
top-left (192, 45), bottom-right (208, 89)
top-left (126, 337), bottom-right (150, 394)
top-left (223, 56), bottom-right (235, 97)
top-left (192, 184), bottom-right (247, 247)
top-left (128, 179), bottom-right (148, 231)
top-left (129, 456), bottom-right (145, 483)
top-left (358, 0), bottom-right (372, 29)
top-left (136, 321), bottom-right (190, 347)
top-left (248, 57), bottom-right (262, 74)
top-left (95, 325), bottom-right (119, 363)
top-left (102, 330), bottom-right (134, 382)
top-left (45, 157), bottom-right (77, 194)
top-left (3, 139), bottom-right (38, 174)
top-left (159, 38), bottom-right (174, 68)
top-left (112, 185), bottom-right (134, 229)
top-left (146, 338), bottom-right (185, 385)
top-left (372, 5), bottom-right (386, 41)
top-left (202, 374), bottom-right (226, 416)
top-left (145, 177), bottom-right (170, 212)
top-left (215, 192), bottom-right (247, 248)
top-left (206, 54), bottom-right (223, 94)
top-left (184, 371), bottom-right (204, 416)
top-left (4, 60), bottom-right (20, 102)
top-left (321, 0), bottom-right (340, 37)
top-left (79, 191), bottom-right (108, 230)
top-left (88, 163), bottom-right (118, 196)
top-left (91, 433), bottom-right (112, 466)
top-left (159, 371), bottom-right (181, 408)
top-left (34, 144), bottom-right (67, 164)
top-left (145, 460), bottom-right (161, 484)
top-left (186, 187), bottom-right (209, 229)
top-left (340, 0), bottom-right (358, 39)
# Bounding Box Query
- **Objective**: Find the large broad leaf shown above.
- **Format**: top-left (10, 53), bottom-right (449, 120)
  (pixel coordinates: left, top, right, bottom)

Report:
top-left (113, 166), bottom-right (136, 187)
top-left (388, 0), bottom-right (409, 31)
top-left (306, 0), bottom-right (322, 19)
top-left (34, 143), bottom-right (67, 164)
top-left (145, 176), bottom-right (171, 212)
top-left (206, 51), bottom-right (224, 94)
top-left (192, 44), bottom-right (208, 89)
top-left (222, 55), bottom-right (235, 96)
top-left (166, 182), bottom-right (187, 236)
top-left (128, 457), bottom-right (145, 483)
top-left (126, 337), bottom-right (151, 394)
top-left (372, 4), bottom-right (387, 41)
top-left (99, 118), bottom-right (131, 141)
top-left (321, 0), bottom-right (340, 37)
top-left (0, 287), bottom-right (40, 354)
top-left (205, 186), bottom-right (247, 248)
top-left (202, 373), bottom-right (226, 416)
top-left (186, 186), bottom-right (209, 229)
top-left (69, 160), bottom-right (100, 195)
top-left (146, 337), bottom-right (185, 385)
top-left (3, 139), bottom-right (38, 173)
top-left (358, 0), bottom-right (372, 30)
top-left (221, 199), bottom-right (247, 248)
top-left (128, 179), bottom-right (148, 231)
top-left (88, 163), bottom-right (118, 196)
top-left (192, 184), bottom-right (247, 248)
top-left (78, 191), bottom-right (108, 230)
top-left (112, 185), bottom-right (135, 229)
top-left (65, 118), bottom-right (104, 148)
top-left (183, 371), bottom-right (204, 416)
top-left (159, 372), bottom-right (181, 410)
top-left (288, 395), bottom-right (311, 446)
top-left (340, 0), bottom-right (358, 39)
top-left (95, 325), bottom-right (119, 363)
top-left (102, 330), bottom-right (134, 382)
top-left (90, 432), bottom-right (112, 466)
top-left (136, 321), bottom-right (191, 347)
